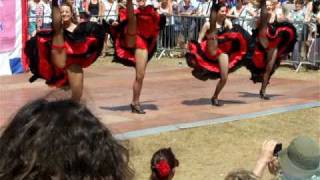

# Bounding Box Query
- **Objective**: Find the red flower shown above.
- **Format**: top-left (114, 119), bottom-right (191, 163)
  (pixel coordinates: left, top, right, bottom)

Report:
top-left (155, 160), bottom-right (171, 177)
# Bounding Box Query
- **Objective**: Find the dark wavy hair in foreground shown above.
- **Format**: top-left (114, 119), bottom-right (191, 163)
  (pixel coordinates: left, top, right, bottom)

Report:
top-left (0, 99), bottom-right (134, 180)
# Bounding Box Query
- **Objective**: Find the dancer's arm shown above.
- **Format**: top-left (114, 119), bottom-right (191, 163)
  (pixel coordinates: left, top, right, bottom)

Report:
top-left (198, 22), bottom-right (210, 43)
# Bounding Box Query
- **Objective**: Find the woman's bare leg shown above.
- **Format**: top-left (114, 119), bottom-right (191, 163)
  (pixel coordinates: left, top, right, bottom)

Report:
top-left (260, 48), bottom-right (278, 100)
top-left (51, 0), bottom-right (66, 68)
top-left (131, 49), bottom-right (148, 112)
top-left (67, 64), bottom-right (84, 102)
top-left (125, 0), bottom-right (137, 48)
top-left (212, 53), bottom-right (229, 106)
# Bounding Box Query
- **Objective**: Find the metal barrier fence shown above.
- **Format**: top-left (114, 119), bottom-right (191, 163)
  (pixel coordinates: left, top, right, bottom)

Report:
top-left (28, 15), bottom-right (319, 70)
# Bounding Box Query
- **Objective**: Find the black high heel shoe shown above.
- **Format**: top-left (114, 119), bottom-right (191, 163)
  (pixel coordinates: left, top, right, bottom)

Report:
top-left (130, 104), bottom-right (146, 114)
top-left (211, 98), bottom-right (223, 107)
top-left (259, 91), bottom-right (270, 100)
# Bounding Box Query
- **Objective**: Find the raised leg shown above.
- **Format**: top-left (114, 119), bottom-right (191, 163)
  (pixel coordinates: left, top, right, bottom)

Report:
top-left (125, 0), bottom-right (137, 48)
top-left (51, 0), bottom-right (66, 69)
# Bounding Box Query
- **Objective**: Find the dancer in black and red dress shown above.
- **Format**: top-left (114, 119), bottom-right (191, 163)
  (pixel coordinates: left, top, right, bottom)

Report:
top-left (185, 2), bottom-right (250, 106)
top-left (25, 0), bottom-right (106, 101)
top-left (245, 0), bottom-right (297, 99)
top-left (108, 0), bottom-right (165, 114)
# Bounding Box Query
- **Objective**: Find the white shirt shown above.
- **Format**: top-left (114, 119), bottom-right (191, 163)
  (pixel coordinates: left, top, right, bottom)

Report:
top-left (103, 0), bottom-right (118, 21)
top-left (40, 1), bottom-right (52, 24)
top-left (146, 0), bottom-right (159, 8)
top-left (198, 1), bottom-right (212, 16)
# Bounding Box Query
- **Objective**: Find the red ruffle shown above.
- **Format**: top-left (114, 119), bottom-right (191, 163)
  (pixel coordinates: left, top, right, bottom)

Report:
top-left (188, 41), bottom-right (222, 73)
top-left (252, 25), bottom-right (296, 69)
top-left (186, 30), bottom-right (248, 76)
top-left (111, 6), bottom-right (161, 66)
top-left (119, 6), bottom-right (160, 38)
top-left (31, 33), bottom-right (100, 87)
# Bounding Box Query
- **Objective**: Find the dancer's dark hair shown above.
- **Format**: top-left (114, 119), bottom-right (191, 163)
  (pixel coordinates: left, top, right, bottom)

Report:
top-left (0, 99), bottom-right (134, 180)
top-left (211, 0), bottom-right (227, 12)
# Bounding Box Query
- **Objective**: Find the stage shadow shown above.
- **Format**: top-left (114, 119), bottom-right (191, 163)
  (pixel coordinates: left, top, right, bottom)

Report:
top-left (100, 103), bottom-right (159, 112)
top-left (238, 91), bottom-right (283, 98)
top-left (182, 98), bottom-right (246, 106)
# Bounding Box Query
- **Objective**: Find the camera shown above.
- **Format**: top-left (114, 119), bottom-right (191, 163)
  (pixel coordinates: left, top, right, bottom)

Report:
top-left (273, 143), bottom-right (282, 157)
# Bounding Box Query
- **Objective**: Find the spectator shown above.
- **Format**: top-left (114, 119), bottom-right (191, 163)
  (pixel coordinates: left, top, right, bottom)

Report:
top-left (304, 0), bottom-right (313, 22)
top-left (177, 0), bottom-right (197, 15)
top-left (253, 136), bottom-right (320, 179)
top-left (175, 0), bottom-right (198, 52)
top-left (225, 169), bottom-right (259, 180)
top-left (0, 99), bottom-right (134, 180)
top-left (272, 0), bottom-right (287, 22)
top-left (304, 0), bottom-right (318, 62)
top-left (172, 0), bottom-right (179, 14)
top-left (28, 0), bottom-right (43, 38)
top-left (146, 0), bottom-right (160, 8)
top-left (85, 0), bottom-right (105, 22)
top-left (102, 0), bottom-right (119, 55)
top-left (103, 0), bottom-right (118, 22)
top-left (307, 0), bottom-right (320, 67)
top-left (150, 147), bottom-right (179, 180)
top-left (118, 0), bottom-right (127, 9)
top-left (197, 0), bottom-right (213, 17)
top-left (40, 0), bottom-right (52, 30)
top-left (226, 0), bottom-right (237, 8)
top-left (158, 0), bottom-right (175, 48)
top-left (159, 0), bottom-right (173, 15)
top-left (288, 0), bottom-right (305, 68)
top-left (227, 0), bottom-right (256, 34)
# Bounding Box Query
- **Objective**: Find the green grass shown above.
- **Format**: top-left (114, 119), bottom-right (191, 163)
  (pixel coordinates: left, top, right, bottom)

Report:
top-left (127, 107), bottom-right (320, 180)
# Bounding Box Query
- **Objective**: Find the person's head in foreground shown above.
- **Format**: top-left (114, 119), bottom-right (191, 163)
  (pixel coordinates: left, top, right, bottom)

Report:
top-left (225, 169), bottom-right (259, 180)
top-left (254, 135), bottom-right (320, 180)
top-left (0, 99), bottom-right (134, 180)
top-left (150, 147), bottom-right (179, 180)
top-left (278, 136), bottom-right (320, 180)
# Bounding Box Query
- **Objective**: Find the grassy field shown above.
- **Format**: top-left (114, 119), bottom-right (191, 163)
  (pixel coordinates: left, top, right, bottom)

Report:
top-left (127, 107), bottom-right (320, 180)
top-left (94, 56), bottom-right (319, 179)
